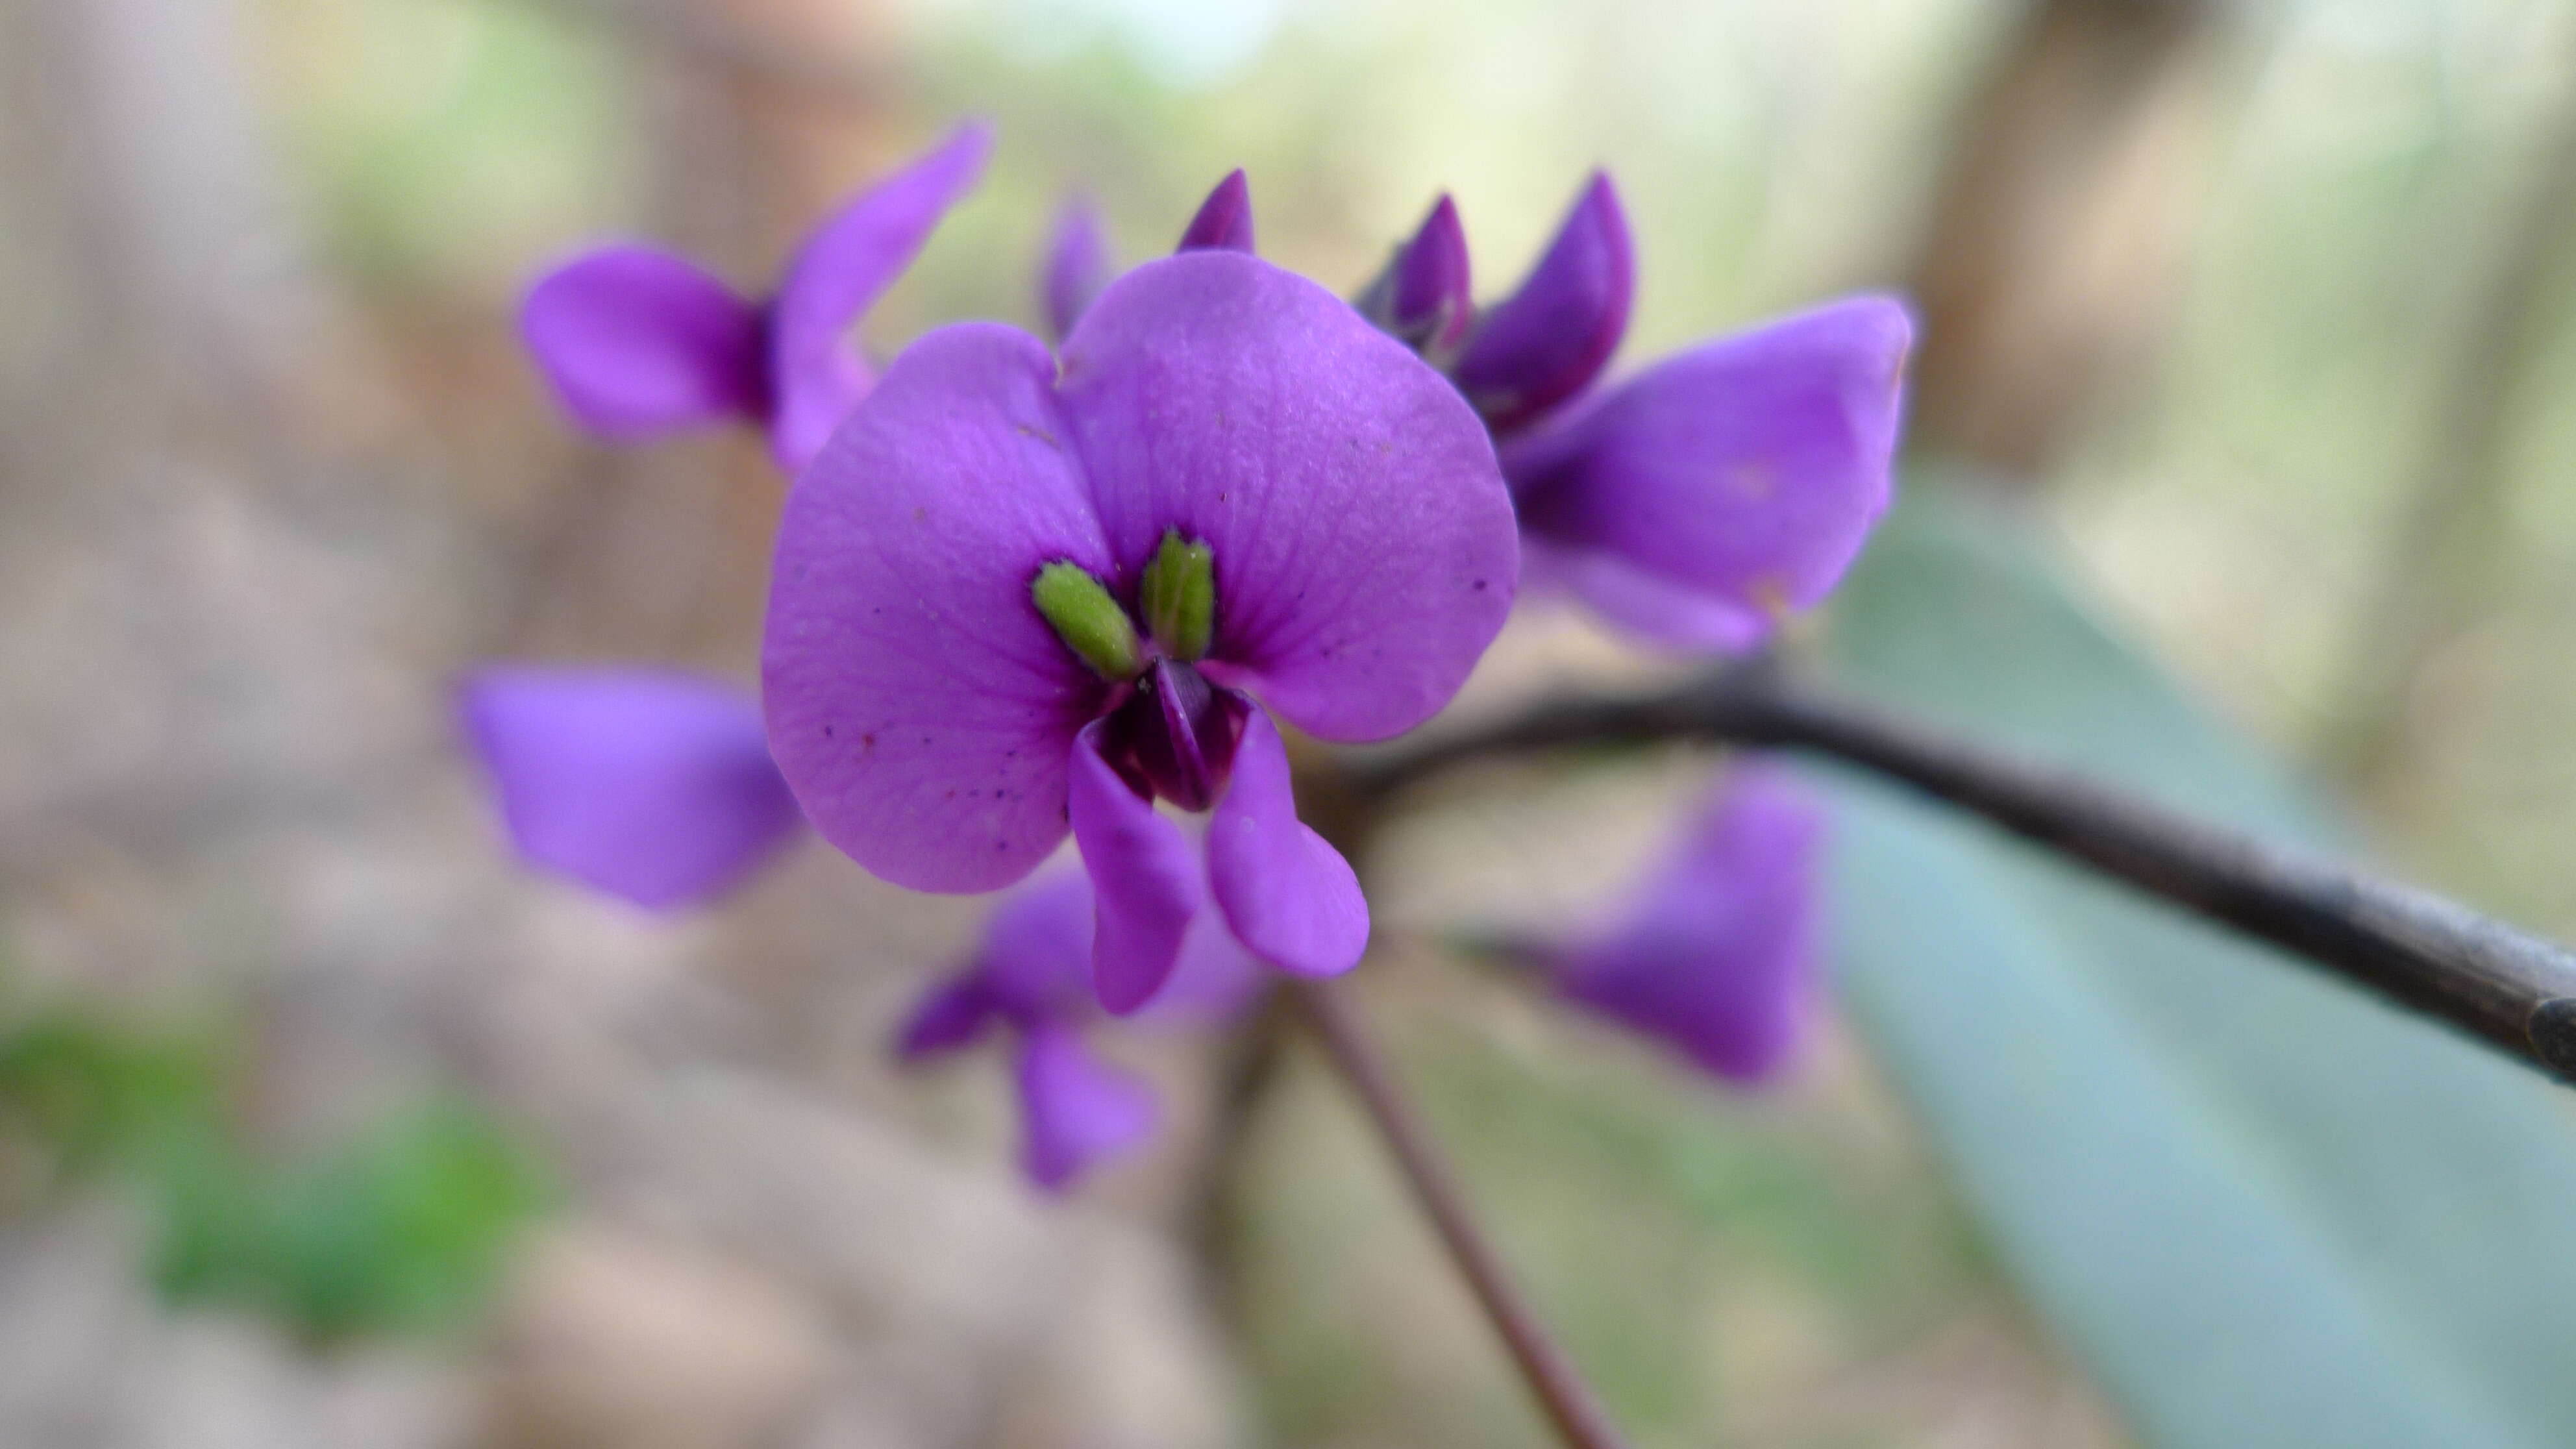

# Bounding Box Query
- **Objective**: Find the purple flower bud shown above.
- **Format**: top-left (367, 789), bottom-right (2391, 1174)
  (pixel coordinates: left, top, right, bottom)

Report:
top-left (1356, 194), bottom-right (1474, 362)
top-left (1041, 192), bottom-right (1112, 341)
top-left (1176, 169), bottom-right (1256, 253)
top-left (1450, 170), bottom-right (1634, 434)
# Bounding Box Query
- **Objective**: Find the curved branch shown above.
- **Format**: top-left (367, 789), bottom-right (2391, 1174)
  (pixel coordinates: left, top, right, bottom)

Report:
top-left (1354, 669), bottom-right (2576, 1084)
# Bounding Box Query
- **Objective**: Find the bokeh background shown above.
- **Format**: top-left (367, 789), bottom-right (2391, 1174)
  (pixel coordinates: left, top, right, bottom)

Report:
top-left (6, 0), bottom-right (2576, 1444)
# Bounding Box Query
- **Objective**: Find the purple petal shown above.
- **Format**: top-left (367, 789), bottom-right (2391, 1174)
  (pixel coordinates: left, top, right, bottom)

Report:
top-left (1041, 193), bottom-right (1113, 341)
top-left (1505, 296), bottom-right (1911, 650)
top-left (762, 322), bottom-right (1111, 893)
top-left (1522, 538), bottom-right (1769, 654)
top-left (519, 245), bottom-right (765, 438)
top-left (459, 666), bottom-right (802, 910)
top-left (966, 864), bottom-right (1101, 1023)
top-left (1207, 710), bottom-right (1367, 978)
top-left (767, 119), bottom-right (996, 472)
top-left (1014, 1022), bottom-right (1160, 1193)
top-left (895, 975), bottom-right (996, 1060)
top-left (1357, 194), bottom-right (1473, 358)
top-left (1557, 767), bottom-right (1825, 1084)
top-left (1174, 169), bottom-right (1255, 253)
top-left (1069, 723), bottom-right (1204, 1015)
top-left (1138, 907), bottom-right (1270, 1024)
top-left (1450, 171), bottom-right (1634, 434)
top-left (1056, 251), bottom-right (1518, 741)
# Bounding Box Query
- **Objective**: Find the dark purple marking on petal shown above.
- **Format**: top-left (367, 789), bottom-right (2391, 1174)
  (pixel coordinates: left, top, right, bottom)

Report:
top-left (1069, 723), bottom-right (1204, 1014)
top-left (1174, 169), bottom-right (1255, 253)
top-left (1450, 170), bottom-right (1633, 434)
top-left (519, 245), bottom-right (766, 438)
top-left (762, 322), bottom-right (1110, 893)
top-left (1055, 251), bottom-right (1518, 742)
top-left (1356, 193), bottom-right (1473, 360)
top-left (767, 118), bottom-right (996, 471)
top-left (1556, 766), bottom-right (1825, 1084)
top-left (459, 665), bottom-right (802, 910)
top-left (1014, 1022), bottom-right (1160, 1192)
top-left (1041, 192), bottom-right (1113, 342)
top-left (1206, 710), bottom-right (1367, 978)
top-left (1505, 295), bottom-right (1911, 650)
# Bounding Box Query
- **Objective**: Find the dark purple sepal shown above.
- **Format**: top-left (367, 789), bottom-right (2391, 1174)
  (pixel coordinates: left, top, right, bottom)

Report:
top-left (1449, 169), bottom-right (1633, 434)
top-left (1356, 194), bottom-right (1473, 363)
top-left (1175, 169), bottom-right (1256, 253)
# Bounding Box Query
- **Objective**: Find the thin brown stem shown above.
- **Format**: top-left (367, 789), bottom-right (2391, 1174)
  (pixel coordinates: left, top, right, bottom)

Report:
top-left (1289, 978), bottom-right (1633, 1449)
top-left (1353, 667), bottom-right (2576, 1085)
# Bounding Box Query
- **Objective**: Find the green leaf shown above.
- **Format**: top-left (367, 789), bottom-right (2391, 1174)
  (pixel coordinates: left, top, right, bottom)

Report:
top-left (1820, 485), bottom-right (2576, 1449)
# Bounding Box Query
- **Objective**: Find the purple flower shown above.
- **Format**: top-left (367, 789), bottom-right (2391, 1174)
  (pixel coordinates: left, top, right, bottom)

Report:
top-left (519, 121), bottom-right (993, 473)
top-left (1553, 765), bottom-right (1824, 1084)
top-left (762, 245), bottom-right (1518, 1013)
top-left (1387, 173), bottom-right (1911, 654)
top-left (1040, 193), bottom-right (1111, 342)
top-left (1356, 195), bottom-right (1474, 363)
top-left (459, 667), bottom-right (804, 910)
top-left (897, 865), bottom-right (1263, 1191)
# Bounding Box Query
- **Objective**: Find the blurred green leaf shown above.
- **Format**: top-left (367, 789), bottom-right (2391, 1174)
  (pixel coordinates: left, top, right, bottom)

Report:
top-left (1820, 484), bottom-right (2576, 1448)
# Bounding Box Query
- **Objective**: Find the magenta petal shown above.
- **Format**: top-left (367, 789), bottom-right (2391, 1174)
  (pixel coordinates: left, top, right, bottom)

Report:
top-left (1014, 1022), bottom-right (1160, 1193)
top-left (1174, 169), bottom-right (1255, 253)
top-left (1207, 710), bottom-right (1367, 978)
top-left (1557, 766), bottom-right (1825, 1084)
top-left (1041, 193), bottom-right (1113, 341)
top-left (1450, 171), bottom-right (1634, 434)
top-left (1069, 724), bottom-right (1204, 1014)
top-left (895, 975), bottom-right (996, 1060)
top-left (767, 119), bottom-right (996, 471)
top-left (459, 666), bottom-right (802, 910)
top-left (1056, 252), bottom-right (1518, 741)
top-left (762, 323), bottom-right (1111, 893)
top-left (1507, 296), bottom-right (1911, 645)
top-left (519, 245), bottom-right (765, 438)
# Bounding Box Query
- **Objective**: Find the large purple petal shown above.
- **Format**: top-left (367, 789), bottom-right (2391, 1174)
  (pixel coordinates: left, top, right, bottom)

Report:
top-left (1069, 723), bottom-right (1204, 1015)
top-left (1506, 296), bottom-right (1911, 649)
top-left (767, 119), bottom-right (995, 472)
top-left (1450, 171), bottom-right (1633, 434)
top-left (1174, 169), bottom-right (1254, 253)
top-left (1206, 710), bottom-right (1367, 978)
top-left (1556, 766), bottom-right (1824, 1084)
top-left (762, 323), bottom-right (1110, 893)
top-left (1014, 1022), bottom-right (1160, 1193)
top-left (1041, 193), bottom-right (1113, 341)
top-left (1056, 252), bottom-right (1518, 741)
top-left (519, 245), bottom-right (765, 438)
top-left (459, 666), bottom-right (802, 910)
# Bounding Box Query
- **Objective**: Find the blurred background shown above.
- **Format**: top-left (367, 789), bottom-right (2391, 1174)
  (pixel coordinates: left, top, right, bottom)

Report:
top-left (6, 0), bottom-right (2576, 1444)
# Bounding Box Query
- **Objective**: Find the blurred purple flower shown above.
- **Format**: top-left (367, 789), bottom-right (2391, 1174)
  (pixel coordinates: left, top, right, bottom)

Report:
top-left (519, 120), bottom-right (993, 473)
top-left (1040, 194), bottom-right (1111, 342)
top-left (1356, 195), bottom-right (1473, 364)
top-left (897, 865), bottom-right (1263, 1192)
top-left (1554, 765), bottom-right (1826, 1085)
top-left (458, 667), bottom-right (804, 910)
top-left (763, 245), bottom-right (1518, 1013)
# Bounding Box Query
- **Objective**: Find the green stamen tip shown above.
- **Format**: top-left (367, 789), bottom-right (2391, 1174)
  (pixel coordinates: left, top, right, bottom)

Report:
top-left (1138, 530), bottom-right (1216, 662)
top-left (1032, 561), bottom-right (1142, 680)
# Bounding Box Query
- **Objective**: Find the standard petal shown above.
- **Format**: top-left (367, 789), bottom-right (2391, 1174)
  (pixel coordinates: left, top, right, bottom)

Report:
top-left (1041, 192), bottom-right (1112, 341)
top-left (1450, 171), bottom-right (1633, 434)
top-left (1207, 710), bottom-right (1367, 978)
top-left (1557, 766), bottom-right (1824, 1084)
top-left (1174, 169), bottom-right (1255, 253)
top-left (1014, 1023), bottom-right (1160, 1192)
top-left (767, 119), bottom-right (996, 471)
top-left (1056, 251), bottom-right (1518, 741)
top-left (1069, 724), bottom-right (1204, 1014)
top-left (519, 245), bottom-right (765, 438)
top-left (1522, 538), bottom-right (1770, 654)
top-left (459, 666), bottom-right (801, 910)
top-left (1507, 295), bottom-right (1912, 646)
top-left (762, 322), bottom-right (1111, 893)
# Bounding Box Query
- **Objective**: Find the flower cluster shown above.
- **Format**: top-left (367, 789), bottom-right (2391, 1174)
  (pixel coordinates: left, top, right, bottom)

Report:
top-left (464, 125), bottom-right (1906, 1193)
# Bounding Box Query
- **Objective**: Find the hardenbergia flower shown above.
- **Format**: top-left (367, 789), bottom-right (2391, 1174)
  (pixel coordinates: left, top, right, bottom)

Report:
top-left (762, 242), bottom-right (1518, 1012)
top-left (521, 120), bottom-right (991, 472)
